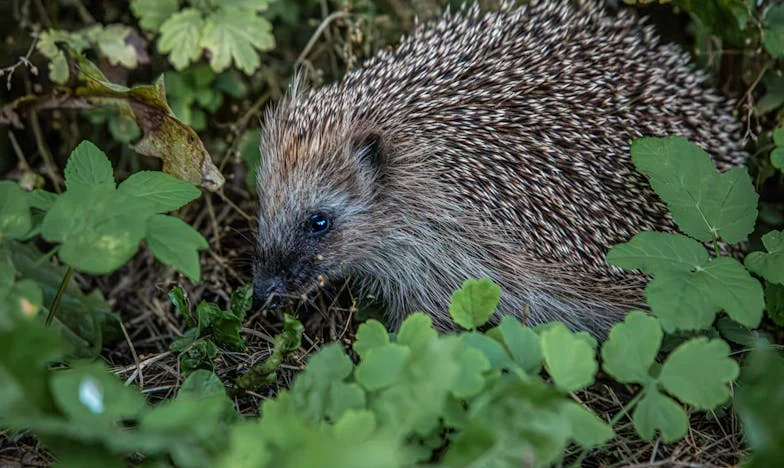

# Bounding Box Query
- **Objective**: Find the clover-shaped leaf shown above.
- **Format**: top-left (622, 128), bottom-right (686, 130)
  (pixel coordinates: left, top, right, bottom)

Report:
top-left (631, 136), bottom-right (758, 244)
top-left (660, 337), bottom-right (738, 409)
top-left (632, 387), bottom-right (688, 442)
top-left (450, 347), bottom-right (490, 399)
top-left (355, 344), bottom-right (410, 392)
top-left (745, 230), bottom-right (784, 285)
top-left (131, 0), bottom-right (179, 32)
top-left (561, 401), bottom-right (614, 448)
top-left (396, 312), bottom-right (437, 351)
top-left (448, 278), bottom-right (501, 330)
top-left (601, 311), bottom-right (661, 384)
top-left (540, 323), bottom-right (597, 392)
top-left (353, 320), bottom-right (389, 360)
top-left (608, 232), bottom-right (764, 331)
top-left (490, 316), bottom-right (542, 374)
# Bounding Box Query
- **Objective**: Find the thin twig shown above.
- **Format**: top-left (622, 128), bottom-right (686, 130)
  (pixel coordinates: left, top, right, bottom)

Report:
top-left (46, 266), bottom-right (73, 326)
top-left (1, 31), bottom-right (39, 90)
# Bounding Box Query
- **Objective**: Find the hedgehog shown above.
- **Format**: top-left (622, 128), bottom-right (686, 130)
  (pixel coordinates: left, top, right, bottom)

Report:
top-left (252, 0), bottom-right (746, 334)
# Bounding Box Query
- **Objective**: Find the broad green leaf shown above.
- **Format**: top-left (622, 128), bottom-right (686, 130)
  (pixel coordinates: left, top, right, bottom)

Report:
top-left (199, 8), bottom-right (275, 74)
top-left (660, 337), bottom-right (738, 409)
top-left (131, 0), bottom-right (179, 32)
top-left (179, 370), bottom-right (225, 399)
top-left (491, 316), bottom-right (542, 374)
top-left (118, 171), bottom-right (201, 213)
top-left (764, 281), bottom-right (784, 327)
top-left (735, 349), bottom-right (784, 467)
top-left (560, 401), bottom-right (614, 448)
top-left (4, 279), bottom-right (44, 320)
top-left (764, 5), bottom-right (784, 58)
top-left (450, 347), bottom-right (489, 399)
top-left (158, 8), bottom-right (205, 71)
top-left (0, 181), bottom-right (31, 239)
top-left (772, 148), bottom-right (784, 170)
top-left (631, 136), bottom-right (758, 243)
top-left (460, 331), bottom-right (514, 370)
top-left (745, 230), bottom-right (784, 285)
top-left (333, 409), bottom-right (376, 441)
top-left (540, 323), bottom-right (597, 392)
top-left (27, 189), bottom-right (58, 211)
top-left (145, 214), bottom-right (208, 282)
top-left (606, 231), bottom-right (707, 276)
top-left (396, 312), bottom-right (437, 351)
top-left (601, 311), bottom-right (661, 384)
top-left (64, 140), bottom-right (115, 190)
top-left (632, 387), bottom-right (688, 442)
top-left (353, 320), bottom-right (389, 360)
top-left (609, 232), bottom-right (764, 331)
top-left (50, 362), bottom-right (147, 425)
top-left (355, 344), bottom-right (410, 392)
top-left (448, 278), bottom-right (501, 330)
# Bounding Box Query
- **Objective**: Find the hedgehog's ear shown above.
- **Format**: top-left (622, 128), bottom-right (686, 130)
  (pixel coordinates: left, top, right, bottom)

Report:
top-left (353, 133), bottom-right (383, 170)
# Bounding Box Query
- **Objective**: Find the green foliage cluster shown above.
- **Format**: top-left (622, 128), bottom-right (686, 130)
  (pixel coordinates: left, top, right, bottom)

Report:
top-left (131, 0), bottom-right (275, 74)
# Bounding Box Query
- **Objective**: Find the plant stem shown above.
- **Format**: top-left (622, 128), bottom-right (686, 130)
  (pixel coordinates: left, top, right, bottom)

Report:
top-left (711, 230), bottom-right (721, 257)
top-left (609, 387), bottom-right (647, 427)
top-left (46, 266), bottom-right (73, 326)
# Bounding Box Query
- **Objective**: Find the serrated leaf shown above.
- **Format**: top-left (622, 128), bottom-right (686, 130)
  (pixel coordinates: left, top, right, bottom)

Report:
top-left (230, 284), bottom-right (253, 320)
top-left (145, 214), bottom-right (208, 282)
top-left (540, 323), bottom-right (597, 392)
top-left (158, 8), bottom-right (205, 71)
top-left (353, 320), bottom-right (389, 360)
top-left (448, 278), bottom-right (501, 330)
top-left (660, 337), bottom-right (738, 409)
top-left (492, 316), bottom-right (542, 374)
top-left (631, 136), bottom-right (758, 243)
top-left (355, 344), bottom-right (410, 392)
top-left (92, 25), bottom-right (140, 69)
top-left (0, 181), bottom-right (31, 240)
top-left (601, 311), bottom-right (661, 384)
top-left (609, 232), bottom-right (764, 332)
top-left (745, 230), bottom-right (784, 285)
top-left (764, 5), bottom-right (784, 58)
top-left (199, 8), bottom-right (275, 74)
top-left (64, 140), bottom-right (115, 190)
top-left (131, 0), bottom-right (180, 32)
top-left (561, 401), bottom-right (614, 448)
top-left (396, 312), bottom-right (437, 351)
top-left (118, 171), bottom-right (202, 213)
top-left (28, 189), bottom-right (58, 211)
top-left (42, 186), bottom-right (150, 274)
top-left (632, 387), bottom-right (688, 442)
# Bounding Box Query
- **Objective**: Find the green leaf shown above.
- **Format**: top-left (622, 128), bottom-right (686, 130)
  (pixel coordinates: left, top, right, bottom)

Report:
top-left (49, 362), bottom-right (147, 425)
top-left (199, 8), bottom-right (275, 74)
top-left (764, 5), bottom-right (784, 58)
top-left (460, 331), bottom-right (514, 370)
top-left (131, 0), bottom-right (180, 32)
top-left (0, 181), bottom-right (32, 240)
top-left (145, 214), bottom-right (208, 282)
top-left (745, 230), bottom-right (784, 285)
top-left (735, 348), bottom-right (784, 467)
top-left (632, 387), bottom-right (688, 442)
top-left (540, 323), bottom-right (597, 392)
top-left (659, 337), bottom-right (738, 409)
top-left (353, 320), bottom-right (389, 360)
top-left (396, 312), bottom-right (437, 351)
top-left (230, 283), bottom-right (253, 320)
top-left (560, 401), bottom-right (614, 448)
top-left (195, 300), bottom-right (245, 351)
top-left (158, 8), bottom-right (205, 71)
top-left (448, 278), bottom-right (501, 330)
top-left (118, 171), bottom-right (202, 213)
top-left (631, 136), bottom-right (758, 244)
top-left (90, 25), bottom-right (140, 68)
top-left (355, 344), bottom-right (410, 392)
top-left (764, 281), bottom-right (784, 327)
top-left (28, 189), bottom-right (58, 211)
top-left (608, 232), bottom-right (764, 331)
top-left (491, 316), bottom-right (542, 374)
top-left (179, 370), bottom-right (226, 399)
top-left (64, 140), bottom-right (116, 190)
top-left (450, 347), bottom-right (490, 399)
top-left (772, 148), bottom-right (784, 170)
top-left (601, 311), bottom-right (661, 384)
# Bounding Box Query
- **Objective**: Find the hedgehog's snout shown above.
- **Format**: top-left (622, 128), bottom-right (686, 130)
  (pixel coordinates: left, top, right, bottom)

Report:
top-left (252, 275), bottom-right (286, 310)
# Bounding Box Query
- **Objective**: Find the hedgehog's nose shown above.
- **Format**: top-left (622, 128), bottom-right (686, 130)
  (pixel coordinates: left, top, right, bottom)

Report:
top-left (253, 277), bottom-right (285, 310)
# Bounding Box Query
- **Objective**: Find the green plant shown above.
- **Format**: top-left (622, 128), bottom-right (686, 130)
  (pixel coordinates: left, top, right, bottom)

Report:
top-left (131, 0), bottom-right (276, 74)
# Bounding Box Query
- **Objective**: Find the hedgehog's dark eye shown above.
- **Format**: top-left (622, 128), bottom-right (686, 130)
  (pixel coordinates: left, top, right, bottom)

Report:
top-left (307, 212), bottom-right (332, 236)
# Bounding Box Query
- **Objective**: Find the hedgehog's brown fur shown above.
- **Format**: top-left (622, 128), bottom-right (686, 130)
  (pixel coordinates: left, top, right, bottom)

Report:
top-left (253, 0), bottom-right (746, 334)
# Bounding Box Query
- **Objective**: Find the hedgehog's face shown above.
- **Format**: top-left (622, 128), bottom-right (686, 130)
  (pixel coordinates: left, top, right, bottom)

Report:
top-left (252, 130), bottom-right (385, 310)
